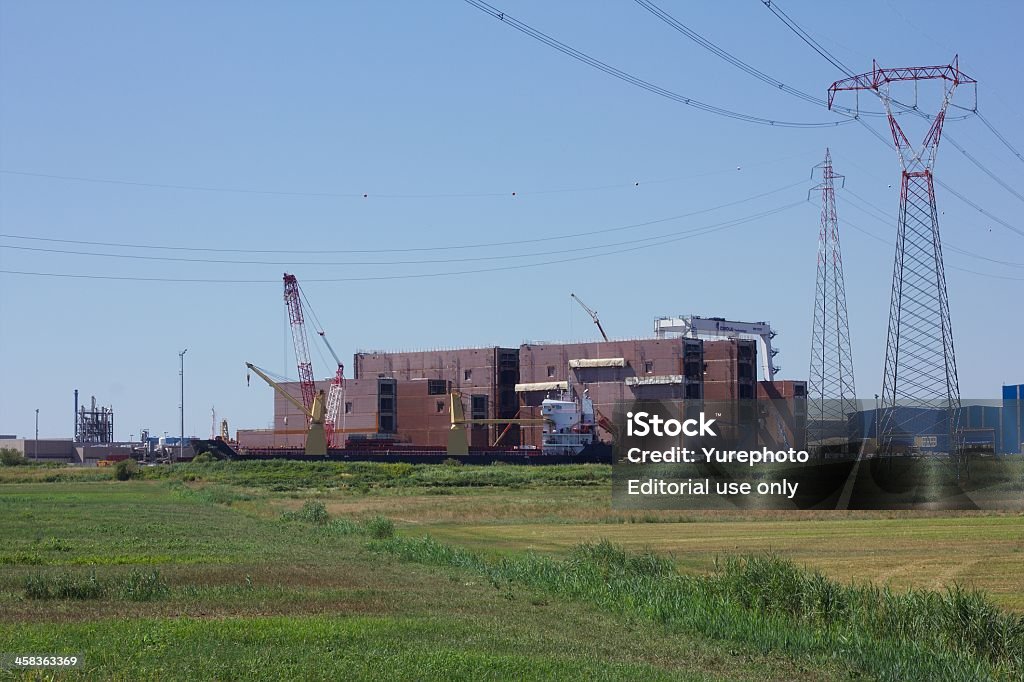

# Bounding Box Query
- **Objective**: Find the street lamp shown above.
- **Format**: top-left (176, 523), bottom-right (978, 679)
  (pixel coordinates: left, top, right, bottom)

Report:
top-left (179, 348), bottom-right (188, 462)
top-left (34, 409), bottom-right (39, 461)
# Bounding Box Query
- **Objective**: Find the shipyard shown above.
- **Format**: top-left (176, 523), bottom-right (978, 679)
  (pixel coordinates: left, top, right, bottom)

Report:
top-left (2, 2), bottom-right (1024, 680)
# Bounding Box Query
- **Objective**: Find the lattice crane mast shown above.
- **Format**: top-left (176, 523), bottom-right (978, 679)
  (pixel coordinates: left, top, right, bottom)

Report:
top-left (317, 331), bottom-right (346, 449)
top-left (570, 293), bottom-right (609, 342)
top-left (283, 273), bottom-right (317, 420)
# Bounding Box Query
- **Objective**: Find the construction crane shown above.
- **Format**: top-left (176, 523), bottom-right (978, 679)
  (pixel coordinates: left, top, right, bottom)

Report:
top-left (571, 293), bottom-right (609, 342)
top-left (245, 362), bottom-right (327, 456)
top-left (283, 272), bottom-right (347, 448)
top-left (317, 331), bottom-right (346, 449)
top-left (283, 274), bottom-right (317, 418)
top-left (447, 390), bottom-right (547, 455)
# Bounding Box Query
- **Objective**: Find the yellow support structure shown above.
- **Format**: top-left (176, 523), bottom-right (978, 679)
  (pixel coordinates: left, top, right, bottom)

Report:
top-left (447, 390), bottom-right (547, 455)
top-left (246, 362), bottom-right (328, 457)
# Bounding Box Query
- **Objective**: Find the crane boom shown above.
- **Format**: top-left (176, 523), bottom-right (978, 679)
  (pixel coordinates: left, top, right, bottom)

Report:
top-left (283, 273), bottom-right (317, 418)
top-left (246, 363), bottom-right (311, 418)
top-left (245, 362), bottom-right (327, 456)
top-left (571, 293), bottom-right (609, 342)
top-left (316, 326), bottom-right (346, 449)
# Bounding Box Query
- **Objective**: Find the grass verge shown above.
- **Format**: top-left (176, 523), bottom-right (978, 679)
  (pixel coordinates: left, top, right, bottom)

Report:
top-left (365, 534), bottom-right (1022, 681)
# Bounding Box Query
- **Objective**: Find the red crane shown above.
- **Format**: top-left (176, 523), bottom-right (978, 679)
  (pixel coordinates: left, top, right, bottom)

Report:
top-left (283, 273), bottom-right (317, 421)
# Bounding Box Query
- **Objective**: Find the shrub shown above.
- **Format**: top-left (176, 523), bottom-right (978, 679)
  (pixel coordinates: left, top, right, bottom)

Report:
top-left (282, 500), bottom-right (329, 525)
top-left (0, 448), bottom-right (27, 466)
top-left (363, 515), bottom-right (395, 539)
top-left (441, 458), bottom-right (463, 467)
top-left (191, 451), bottom-right (215, 464)
top-left (114, 459), bottom-right (139, 481)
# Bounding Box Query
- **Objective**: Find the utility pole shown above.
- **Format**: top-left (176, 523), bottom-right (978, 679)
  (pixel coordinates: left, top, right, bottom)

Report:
top-left (179, 348), bottom-right (188, 462)
top-left (34, 409), bottom-right (39, 461)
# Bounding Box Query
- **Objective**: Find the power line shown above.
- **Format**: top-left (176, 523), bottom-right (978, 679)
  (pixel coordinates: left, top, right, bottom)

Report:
top-left (0, 154), bottom-right (804, 199)
top-left (934, 178), bottom-right (1024, 239)
top-left (761, 0), bottom-right (1024, 215)
top-left (633, 0), bottom-right (888, 119)
top-left (838, 188), bottom-right (1024, 269)
top-left (976, 111), bottom-right (1024, 165)
top-left (461, 0), bottom-right (852, 128)
top-left (840, 215), bottom-right (1024, 281)
top-left (844, 77), bottom-right (1024, 241)
top-left (0, 201), bottom-right (804, 283)
top-left (0, 180), bottom-right (805, 255)
top-left (944, 134), bottom-right (1024, 205)
top-left (0, 200), bottom-right (800, 267)
top-left (760, 0), bottom-right (855, 76)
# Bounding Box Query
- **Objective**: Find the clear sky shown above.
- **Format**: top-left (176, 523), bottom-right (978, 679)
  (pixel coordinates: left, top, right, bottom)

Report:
top-left (1, 1), bottom-right (1021, 440)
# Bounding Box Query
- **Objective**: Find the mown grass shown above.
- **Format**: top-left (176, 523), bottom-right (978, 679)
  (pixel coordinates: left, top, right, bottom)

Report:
top-left (0, 616), bottom-right (713, 681)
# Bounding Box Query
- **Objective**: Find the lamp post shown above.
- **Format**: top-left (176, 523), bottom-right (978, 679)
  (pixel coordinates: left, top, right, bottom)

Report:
top-left (179, 348), bottom-right (188, 462)
top-left (34, 409), bottom-right (39, 461)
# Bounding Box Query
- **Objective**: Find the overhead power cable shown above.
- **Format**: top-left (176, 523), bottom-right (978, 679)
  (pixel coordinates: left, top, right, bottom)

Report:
top-left (0, 151), bottom-right (808, 200)
top-left (0, 180), bottom-right (805, 255)
top-left (942, 134), bottom-right (1024, 205)
top-left (0, 201), bottom-right (804, 283)
top-left (0, 201), bottom-right (801, 267)
top-left (840, 215), bottom-right (1024, 282)
top-left (761, 1), bottom-right (1024, 230)
top-left (977, 111), bottom-right (1024, 165)
top-left (838, 188), bottom-right (1024, 269)
top-left (759, 0), bottom-right (855, 76)
top-left (633, 0), bottom-right (886, 119)
top-left (934, 179), bottom-right (1024, 239)
top-left (461, 0), bottom-right (851, 128)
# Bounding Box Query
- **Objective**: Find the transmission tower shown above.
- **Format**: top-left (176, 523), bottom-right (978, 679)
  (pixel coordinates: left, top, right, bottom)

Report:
top-left (828, 58), bottom-right (975, 461)
top-left (807, 149), bottom-right (856, 445)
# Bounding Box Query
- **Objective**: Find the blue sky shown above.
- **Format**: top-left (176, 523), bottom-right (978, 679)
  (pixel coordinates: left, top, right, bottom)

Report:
top-left (1, 1), bottom-right (1021, 440)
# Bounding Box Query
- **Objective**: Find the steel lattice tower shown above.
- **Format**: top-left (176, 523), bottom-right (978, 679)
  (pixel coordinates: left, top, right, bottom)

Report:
top-left (829, 59), bottom-right (975, 460)
top-left (807, 149), bottom-right (856, 445)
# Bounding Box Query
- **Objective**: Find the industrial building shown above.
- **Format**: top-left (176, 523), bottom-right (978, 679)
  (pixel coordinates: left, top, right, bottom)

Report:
top-left (846, 387), bottom-right (1024, 455)
top-left (237, 337), bottom-right (807, 451)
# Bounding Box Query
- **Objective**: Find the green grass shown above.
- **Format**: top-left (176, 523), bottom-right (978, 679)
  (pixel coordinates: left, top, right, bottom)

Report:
top-left (369, 535), bottom-right (1023, 681)
top-left (1, 616), bottom-right (714, 681)
top-left (0, 477), bottom-right (845, 681)
top-left (4, 461), bottom-right (1024, 680)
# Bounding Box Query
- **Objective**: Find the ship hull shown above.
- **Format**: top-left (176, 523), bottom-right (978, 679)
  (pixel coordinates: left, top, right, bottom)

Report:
top-left (190, 439), bottom-right (612, 465)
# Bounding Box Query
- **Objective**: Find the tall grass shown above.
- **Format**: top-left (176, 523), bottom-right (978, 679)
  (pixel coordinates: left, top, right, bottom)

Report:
top-left (24, 569), bottom-right (169, 601)
top-left (281, 501), bottom-right (395, 539)
top-left (144, 460), bottom-right (610, 492)
top-left (370, 535), bottom-right (1024, 681)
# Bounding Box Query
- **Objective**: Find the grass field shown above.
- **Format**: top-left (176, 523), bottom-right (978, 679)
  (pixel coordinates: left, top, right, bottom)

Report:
top-left (1, 460), bottom-right (1023, 680)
